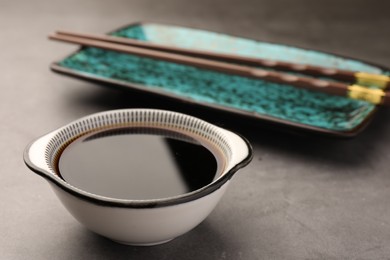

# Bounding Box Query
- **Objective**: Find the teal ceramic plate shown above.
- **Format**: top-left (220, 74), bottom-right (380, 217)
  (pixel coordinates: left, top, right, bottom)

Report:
top-left (51, 22), bottom-right (389, 137)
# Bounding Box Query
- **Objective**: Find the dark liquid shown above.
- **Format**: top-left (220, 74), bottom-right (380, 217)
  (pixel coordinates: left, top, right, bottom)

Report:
top-left (57, 127), bottom-right (220, 200)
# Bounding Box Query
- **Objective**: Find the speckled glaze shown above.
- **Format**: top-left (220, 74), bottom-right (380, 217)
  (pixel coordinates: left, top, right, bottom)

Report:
top-left (56, 23), bottom-right (388, 133)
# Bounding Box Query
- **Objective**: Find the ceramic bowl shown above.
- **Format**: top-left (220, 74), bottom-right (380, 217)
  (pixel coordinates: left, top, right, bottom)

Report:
top-left (24, 109), bottom-right (252, 245)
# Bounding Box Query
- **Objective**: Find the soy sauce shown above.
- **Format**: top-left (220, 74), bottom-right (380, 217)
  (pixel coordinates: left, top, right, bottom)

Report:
top-left (57, 127), bottom-right (219, 200)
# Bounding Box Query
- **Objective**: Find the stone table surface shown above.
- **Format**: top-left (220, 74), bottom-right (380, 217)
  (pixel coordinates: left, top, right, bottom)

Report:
top-left (1, 0), bottom-right (390, 259)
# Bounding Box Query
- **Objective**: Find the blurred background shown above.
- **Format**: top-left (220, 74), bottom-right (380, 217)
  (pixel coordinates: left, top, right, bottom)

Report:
top-left (1, 0), bottom-right (390, 259)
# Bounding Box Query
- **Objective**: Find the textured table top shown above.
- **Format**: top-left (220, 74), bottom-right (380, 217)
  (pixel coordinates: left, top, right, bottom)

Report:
top-left (1, 0), bottom-right (390, 259)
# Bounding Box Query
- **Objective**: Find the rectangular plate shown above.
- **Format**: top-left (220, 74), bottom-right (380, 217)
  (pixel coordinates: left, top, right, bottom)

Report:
top-left (51, 22), bottom-right (389, 137)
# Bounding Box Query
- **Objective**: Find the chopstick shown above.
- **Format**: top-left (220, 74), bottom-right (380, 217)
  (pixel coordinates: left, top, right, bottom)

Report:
top-left (49, 32), bottom-right (390, 106)
top-left (56, 30), bottom-right (390, 90)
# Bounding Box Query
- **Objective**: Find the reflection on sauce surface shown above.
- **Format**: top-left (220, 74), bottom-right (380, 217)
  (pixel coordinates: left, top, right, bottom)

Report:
top-left (58, 127), bottom-right (218, 200)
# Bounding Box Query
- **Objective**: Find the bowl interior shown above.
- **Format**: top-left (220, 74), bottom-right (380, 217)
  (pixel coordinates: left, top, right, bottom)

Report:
top-left (45, 110), bottom-right (234, 190)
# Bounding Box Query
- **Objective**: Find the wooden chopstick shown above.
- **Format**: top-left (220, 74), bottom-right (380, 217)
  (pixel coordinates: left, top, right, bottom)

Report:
top-left (49, 32), bottom-right (390, 106)
top-left (56, 30), bottom-right (390, 90)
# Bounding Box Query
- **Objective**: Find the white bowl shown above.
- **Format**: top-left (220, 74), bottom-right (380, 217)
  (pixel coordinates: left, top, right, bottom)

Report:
top-left (24, 109), bottom-right (252, 246)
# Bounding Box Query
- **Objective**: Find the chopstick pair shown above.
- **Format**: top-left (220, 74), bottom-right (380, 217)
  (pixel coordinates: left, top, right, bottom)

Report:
top-left (49, 31), bottom-right (390, 106)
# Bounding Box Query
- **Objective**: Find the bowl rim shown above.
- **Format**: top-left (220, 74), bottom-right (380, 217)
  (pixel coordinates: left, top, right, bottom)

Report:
top-left (24, 109), bottom-right (253, 208)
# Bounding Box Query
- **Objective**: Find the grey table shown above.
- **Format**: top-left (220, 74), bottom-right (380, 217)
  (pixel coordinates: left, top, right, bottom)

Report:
top-left (2, 0), bottom-right (390, 259)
